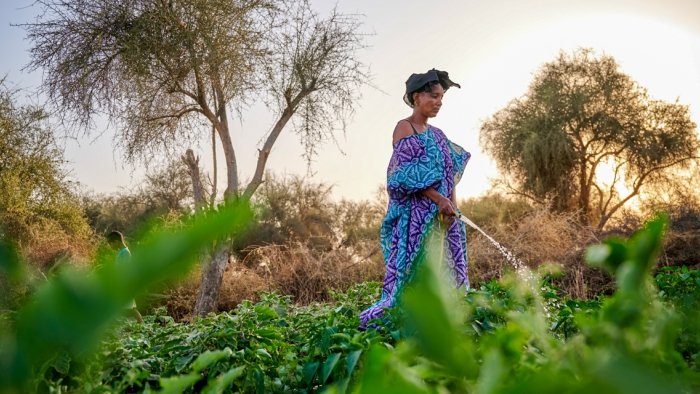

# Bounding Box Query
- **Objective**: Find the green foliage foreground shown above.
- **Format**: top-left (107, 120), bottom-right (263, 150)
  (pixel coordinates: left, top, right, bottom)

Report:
top-left (1, 210), bottom-right (699, 393)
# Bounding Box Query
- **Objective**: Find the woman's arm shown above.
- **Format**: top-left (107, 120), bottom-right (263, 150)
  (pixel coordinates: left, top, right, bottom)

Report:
top-left (421, 188), bottom-right (456, 216)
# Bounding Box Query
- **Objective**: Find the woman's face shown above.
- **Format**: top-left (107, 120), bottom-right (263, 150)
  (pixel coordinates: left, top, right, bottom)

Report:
top-left (413, 83), bottom-right (445, 118)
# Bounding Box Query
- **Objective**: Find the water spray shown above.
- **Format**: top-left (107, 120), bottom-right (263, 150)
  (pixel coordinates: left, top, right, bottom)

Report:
top-left (455, 212), bottom-right (530, 277)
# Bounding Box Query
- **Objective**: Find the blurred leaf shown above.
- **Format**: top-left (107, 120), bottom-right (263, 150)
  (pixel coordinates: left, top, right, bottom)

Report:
top-left (1, 200), bottom-right (252, 391)
top-left (321, 352), bottom-right (341, 384)
top-left (158, 373), bottom-right (201, 394)
top-left (202, 366), bottom-right (245, 394)
top-left (345, 350), bottom-right (362, 376)
top-left (190, 348), bottom-right (232, 373)
top-left (353, 345), bottom-right (429, 394)
top-left (401, 231), bottom-right (476, 379)
top-left (302, 361), bottom-right (319, 386)
top-left (475, 350), bottom-right (505, 394)
top-left (585, 244), bottom-right (611, 268)
top-left (590, 353), bottom-right (687, 394)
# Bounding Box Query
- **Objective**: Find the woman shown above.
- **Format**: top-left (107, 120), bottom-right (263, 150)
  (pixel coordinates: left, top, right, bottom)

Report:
top-left (359, 69), bottom-right (470, 330)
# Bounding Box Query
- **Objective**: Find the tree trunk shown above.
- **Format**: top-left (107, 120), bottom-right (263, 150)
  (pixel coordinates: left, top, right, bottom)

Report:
top-left (210, 125), bottom-right (217, 206)
top-left (578, 161), bottom-right (591, 225)
top-left (182, 149), bottom-right (207, 212)
top-left (215, 110), bottom-right (239, 199)
top-left (242, 95), bottom-right (305, 199)
top-left (194, 248), bottom-right (230, 316)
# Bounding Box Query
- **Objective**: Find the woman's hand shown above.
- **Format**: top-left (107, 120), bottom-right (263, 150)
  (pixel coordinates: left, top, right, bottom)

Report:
top-left (421, 188), bottom-right (456, 217)
top-left (436, 194), bottom-right (456, 217)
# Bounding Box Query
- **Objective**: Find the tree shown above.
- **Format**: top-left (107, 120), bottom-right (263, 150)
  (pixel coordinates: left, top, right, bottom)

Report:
top-left (480, 49), bottom-right (699, 229)
top-left (141, 158), bottom-right (195, 213)
top-left (23, 0), bottom-right (368, 314)
top-left (81, 158), bottom-right (194, 236)
top-left (0, 79), bottom-right (92, 266)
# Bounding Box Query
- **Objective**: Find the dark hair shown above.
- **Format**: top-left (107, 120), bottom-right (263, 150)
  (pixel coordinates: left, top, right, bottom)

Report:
top-left (107, 230), bottom-right (125, 245)
top-left (407, 80), bottom-right (442, 106)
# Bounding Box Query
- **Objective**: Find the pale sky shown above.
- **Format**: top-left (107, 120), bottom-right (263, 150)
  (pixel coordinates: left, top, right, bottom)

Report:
top-left (1, 0), bottom-right (699, 201)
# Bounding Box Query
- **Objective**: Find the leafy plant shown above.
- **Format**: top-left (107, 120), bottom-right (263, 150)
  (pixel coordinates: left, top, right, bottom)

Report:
top-left (0, 200), bottom-right (253, 392)
top-left (352, 214), bottom-right (698, 393)
top-left (3, 211), bottom-right (698, 393)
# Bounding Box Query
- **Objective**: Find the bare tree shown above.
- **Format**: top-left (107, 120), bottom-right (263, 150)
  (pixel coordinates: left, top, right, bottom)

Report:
top-left (244, 3), bottom-right (367, 198)
top-left (23, 0), bottom-right (368, 314)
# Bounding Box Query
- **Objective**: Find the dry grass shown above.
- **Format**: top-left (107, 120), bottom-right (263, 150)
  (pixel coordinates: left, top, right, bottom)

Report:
top-left (467, 208), bottom-right (613, 299)
top-left (159, 208), bottom-right (624, 318)
top-left (243, 243), bottom-right (384, 304)
top-left (21, 220), bottom-right (94, 270)
top-left (157, 241), bottom-right (384, 319)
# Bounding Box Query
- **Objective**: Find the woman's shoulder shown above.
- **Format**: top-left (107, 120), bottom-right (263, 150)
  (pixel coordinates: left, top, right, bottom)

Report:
top-left (392, 119), bottom-right (415, 145)
top-left (429, 124), bottom-right (444, 135)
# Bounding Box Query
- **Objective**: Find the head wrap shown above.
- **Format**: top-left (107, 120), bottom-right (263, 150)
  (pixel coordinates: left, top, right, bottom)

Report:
top-left (403, 68), bottom-right (461, 107)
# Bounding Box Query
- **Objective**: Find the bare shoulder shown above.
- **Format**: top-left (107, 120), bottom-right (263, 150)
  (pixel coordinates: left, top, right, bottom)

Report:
top-left (392, 119), bottom-right (414, 145)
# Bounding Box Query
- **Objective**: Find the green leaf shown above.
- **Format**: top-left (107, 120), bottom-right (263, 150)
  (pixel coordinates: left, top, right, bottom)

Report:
top-left (52, 351), bottom-right (71, 375)
top-left (3, 200), bottom-right (252, 390)
top-left (345, 350), bottom-right (362, 376)
top-left (354, 345), bottom-right (429, 394)
top-left (401, 232), bottom-right (476, 378)
top-left (302, 361), bottom-right (319, 386)
top-left (256, 327), bottom-right (281, 340)
top-left (174, 353), bottom-right (196, 372)
top-left (191, 348), bottom-right (233, 373)
top-left (321, 352), bottom-right (341, 384)
top-left (158, 373), bottom-right (201, 394)
top-left (474, 350), bottom-right (505, 394)
top-left (202, 366), bottom-right (245, 394)
top-left (254, 305), bottom-right (278, 321)
top-left (584, 244), bottom-right (611, 268)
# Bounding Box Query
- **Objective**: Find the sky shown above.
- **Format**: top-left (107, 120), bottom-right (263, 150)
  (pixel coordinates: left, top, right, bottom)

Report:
top-left (1, 0), bottom-right (699, 201)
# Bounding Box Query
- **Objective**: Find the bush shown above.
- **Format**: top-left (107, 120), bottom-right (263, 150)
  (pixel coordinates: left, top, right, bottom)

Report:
top-left (466, 207), bottom-right (609, 299)
top-left (156, 244), bottom-right (384, 320)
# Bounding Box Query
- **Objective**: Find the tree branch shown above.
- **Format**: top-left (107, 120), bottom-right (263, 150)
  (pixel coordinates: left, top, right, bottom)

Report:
top-left (242, 90), bottom-right (309, 199)
top-left (145, 106), bottom-right (201, 122)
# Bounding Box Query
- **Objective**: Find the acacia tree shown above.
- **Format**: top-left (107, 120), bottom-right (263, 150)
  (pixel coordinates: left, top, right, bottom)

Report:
top-left (24, 0), bottom-right (368, 314)
top-left (481, 49), bottom-right (699, 229)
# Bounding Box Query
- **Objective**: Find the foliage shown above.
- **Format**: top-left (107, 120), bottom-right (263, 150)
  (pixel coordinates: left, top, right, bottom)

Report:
top-left (353, 214), bottom-right (698, 393)
top-left (480, 48), bottom-right (699, 228)
top-left (23, 0), bottom-right (369, 314)
top-left (654, 266), bottom-right (700, 369)
top-left (3, 205), bottom-right (699, 393)
top-left (0, 200), bottom-right (253, 392)
top-left (32, 287), bottom-right (384, 393)
top-left (0, 79), bottom-right (92, 268)
top-left (458, 192), bottom-right (533, 229)
top-left (235, 174), bottom-right (383, 255)
top-left (23, 0), bottom-right (368, 199)
top-left (82, 159), bottom-right (194, 236)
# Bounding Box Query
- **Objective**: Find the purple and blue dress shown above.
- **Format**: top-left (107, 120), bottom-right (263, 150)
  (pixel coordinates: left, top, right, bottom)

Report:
top-left (359, 125), bottom-right (470, 330)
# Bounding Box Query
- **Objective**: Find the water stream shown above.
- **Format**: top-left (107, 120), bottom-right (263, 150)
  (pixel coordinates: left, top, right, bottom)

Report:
top-left (456, 213), bottom-right (530, 277)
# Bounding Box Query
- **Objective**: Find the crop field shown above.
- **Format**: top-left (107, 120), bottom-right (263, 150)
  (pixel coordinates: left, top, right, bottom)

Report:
top-left (2, 210), bottom-right (698, 393)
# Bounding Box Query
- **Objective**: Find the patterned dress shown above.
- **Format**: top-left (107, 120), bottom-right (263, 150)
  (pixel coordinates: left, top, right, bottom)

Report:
top-left (359, 126), bottom-right (470, 330)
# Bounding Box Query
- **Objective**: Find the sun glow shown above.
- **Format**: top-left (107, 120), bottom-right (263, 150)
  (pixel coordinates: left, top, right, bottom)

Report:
top-left (446, 10), bottom-right (700, 200)
top-left (595, 158), bottom-right (634, 204)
